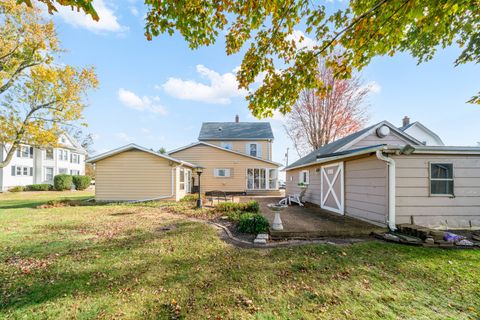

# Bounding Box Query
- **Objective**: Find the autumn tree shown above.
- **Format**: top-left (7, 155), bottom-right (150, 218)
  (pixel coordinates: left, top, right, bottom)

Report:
top-left (285, 60), bottom-right (369, 157)
top-left (0, 0), bottom-right (98, 168)
top-left (140, 0), bottom-right (479, 117)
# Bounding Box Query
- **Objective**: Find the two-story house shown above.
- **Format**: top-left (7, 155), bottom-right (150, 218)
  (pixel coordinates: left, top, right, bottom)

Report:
top-left (0, 133), bottom-right (87, 191)
top-left (87, 116), bottom-right (282, 202)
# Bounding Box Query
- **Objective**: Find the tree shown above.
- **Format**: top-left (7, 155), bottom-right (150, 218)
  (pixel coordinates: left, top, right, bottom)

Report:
top-left (157, 147), bottom-right (166, 154)
top-left (65, 127), bottom-right (95, 155)
top-left (0, 1), bottom-right (98, 168)
top-left (143, 1), bottom-right (479, 117)
top-left (20, 0), bottom-right (98, 20)
top-left (285, 60), bottom-right (370, 157)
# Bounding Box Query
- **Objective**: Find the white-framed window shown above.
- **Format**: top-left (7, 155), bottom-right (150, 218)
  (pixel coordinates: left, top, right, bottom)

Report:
top-left (16, 145), bottom-right (33, 158)
top-left (247, 143), bottom-right (258, 157)
top-left (71, 153), bottom-right (80, 164)
top-left (214, 168), bottom-right (231, 178)
top-left (11, 166), bottom-right (33, 176)
top-left (179, 168), bottom-right (185, 190)
top-left (45, 167), bottom-right (54, 181)
top-left (45, 148), bottom-right (54, 160)
top-left (430, 163), bottom-right (454, 196)
top-left (59, 168), bottom-right (68, 174)
top-left (58, 149), bottom-right (68, 161)
top-left (70, 169), bottom-right (80, 176)
top-left (299, 170), bottom-right (310, 185)
top-left (220, 142), bottom-right (233, 150)
top-left (268, 169), bottom-right (277, 189)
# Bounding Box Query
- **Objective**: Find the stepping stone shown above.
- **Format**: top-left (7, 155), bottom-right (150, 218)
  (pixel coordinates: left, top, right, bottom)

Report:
top-left (256, 233), bottom-right (269, 240)
top-left (253, 238), bottom-right (267, 245)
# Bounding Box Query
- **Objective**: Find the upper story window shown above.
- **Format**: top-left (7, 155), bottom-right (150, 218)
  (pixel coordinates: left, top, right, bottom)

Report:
top-left (58, 149), bottom-right (69, 161)
top-left (430, 163), bottom-right (454, 196)
top-left (247, 143), bottom-right (261, 157)
top-left (45, 148), bottom-right (54, 160)
top-left (71, 153), bottom-right (80, 164)
top-left (17, 145), bottom-right (33, 158)
top-left (220, 142), bottom-right (233, 150)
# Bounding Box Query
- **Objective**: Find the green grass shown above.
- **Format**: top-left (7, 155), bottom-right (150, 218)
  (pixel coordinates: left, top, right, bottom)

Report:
top-left (0, 192), bottom-right (479, 319)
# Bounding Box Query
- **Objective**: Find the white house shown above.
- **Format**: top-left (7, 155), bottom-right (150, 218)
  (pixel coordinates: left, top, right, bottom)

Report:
top-left (398, 116), bottom-right (445, 146)
top-left (0, 133), bottom-right (87, 191)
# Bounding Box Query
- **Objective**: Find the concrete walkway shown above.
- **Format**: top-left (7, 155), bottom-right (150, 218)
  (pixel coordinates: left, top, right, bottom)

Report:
top-left (245, 197), bottom-right (387, 239)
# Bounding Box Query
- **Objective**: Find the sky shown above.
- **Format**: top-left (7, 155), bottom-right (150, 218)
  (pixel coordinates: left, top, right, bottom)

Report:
top-left (46, 0), bottom-right (480, 171)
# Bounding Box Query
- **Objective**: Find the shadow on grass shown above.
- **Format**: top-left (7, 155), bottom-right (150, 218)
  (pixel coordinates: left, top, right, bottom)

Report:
top-left (0, 196), bottom-right (95, 210)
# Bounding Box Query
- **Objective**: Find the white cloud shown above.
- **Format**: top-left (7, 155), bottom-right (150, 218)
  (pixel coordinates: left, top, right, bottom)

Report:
top-left (286, 30), bottom-right (317, 50)
top-left (91, 133), bottom-right (101, 140)
top-left (130, 6), bottom-right (139, 16)
top-left (161, 65), bottom-right (247, 104)
top-left (56, 0), bottom-right (126, 33)
top-left (117, 88), bottom-right (168, 115)
top-left (116, 132), bottom-right (134, 143)
top-left (367, 81), bottom-right (382, 94)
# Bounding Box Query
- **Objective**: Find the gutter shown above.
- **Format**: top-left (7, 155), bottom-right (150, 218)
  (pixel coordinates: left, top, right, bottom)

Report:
top-left (376, 150), bottom-right (396, 231)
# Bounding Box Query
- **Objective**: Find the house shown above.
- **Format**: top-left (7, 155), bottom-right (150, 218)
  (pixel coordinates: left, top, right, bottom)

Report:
top-left (88, 116), bottom-right (281, 202)
top-left (0, 133), bottom-right (87, 191)
top-left (398, 116), bottom-right (445, 146)
top-left (285, 119), bottom-right (480, 230)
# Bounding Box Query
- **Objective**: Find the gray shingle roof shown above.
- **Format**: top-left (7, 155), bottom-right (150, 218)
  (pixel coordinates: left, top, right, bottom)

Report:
top-left (286, 124), bottom-right (378, 169)
top-left (198, 122), bottom-right (274, 140)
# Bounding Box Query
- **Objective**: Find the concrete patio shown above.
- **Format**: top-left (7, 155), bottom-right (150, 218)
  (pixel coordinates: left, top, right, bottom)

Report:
top-left (246, 197), bottom-right (387, 240)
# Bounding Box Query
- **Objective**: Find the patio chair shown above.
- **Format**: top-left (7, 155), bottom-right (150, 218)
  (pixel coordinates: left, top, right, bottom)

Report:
top-left (279, 188), bottom-right (306, 206)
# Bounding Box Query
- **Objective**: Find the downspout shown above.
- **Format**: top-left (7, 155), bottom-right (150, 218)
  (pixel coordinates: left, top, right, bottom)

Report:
top-left (376, 150), bottom-right (397, 231)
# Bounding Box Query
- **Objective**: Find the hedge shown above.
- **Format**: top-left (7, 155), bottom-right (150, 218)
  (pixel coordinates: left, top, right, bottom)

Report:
top-left (54, 174), bottom-right (73, 191)
top-left (8, 186), bottom-right (24, 192)
top-left (237, 213), bottom-right (269, 234)
top-left (25, 184), bottom-right (52, 191)
top-left (215, 200), bottom-right (260, 213)
top-left (72, 175), bottom-right (91, 190)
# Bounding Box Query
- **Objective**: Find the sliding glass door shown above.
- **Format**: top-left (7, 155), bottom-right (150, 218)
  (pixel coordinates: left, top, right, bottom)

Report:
top-left (247, 168), bottom-right (277, 190)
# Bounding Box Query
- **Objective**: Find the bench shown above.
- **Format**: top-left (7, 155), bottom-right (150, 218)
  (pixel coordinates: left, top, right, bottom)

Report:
top-left (205, 190), bottom-right (233, 205)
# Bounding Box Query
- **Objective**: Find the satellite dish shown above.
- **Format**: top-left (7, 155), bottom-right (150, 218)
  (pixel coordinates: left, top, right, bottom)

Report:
top-left (376, 125), bottom-right (391, 138)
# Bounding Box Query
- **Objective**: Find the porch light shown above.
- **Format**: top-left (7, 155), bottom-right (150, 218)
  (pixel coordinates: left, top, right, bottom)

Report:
top-left (196, 167), bottom-right (204, 208)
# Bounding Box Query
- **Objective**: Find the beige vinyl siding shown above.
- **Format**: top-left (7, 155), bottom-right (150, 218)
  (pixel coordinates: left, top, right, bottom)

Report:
top-left (171, 144), bottom-right (278, 192)
top-left (393, 154), bottom-right (480, 228)
top-left (286, 155), bottom-right (387, 226)
top-left (349, 131), bottom-right (410, 149)
top-left (205, 140), bottom-right (272, 160)
top-left (95, 150), bottom-right (174, 201)
top-left (344, 156), bottom-right (387, 225)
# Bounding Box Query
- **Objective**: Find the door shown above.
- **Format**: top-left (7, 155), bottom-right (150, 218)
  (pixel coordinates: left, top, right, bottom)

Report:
top-left (247, 168), bottom-right (266, 190)
top-left (320, 162), bottom-right (344, 214)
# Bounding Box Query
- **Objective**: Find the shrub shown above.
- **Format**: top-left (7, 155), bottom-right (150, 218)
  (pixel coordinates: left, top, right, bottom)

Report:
top-left (25, 184), bottom-right (51, 191)
top-left (180, 194), bottom-right (199, 202)
top-left (72, 175), bottom-right (92, 190)
top-left (54, 174), bottom-right (73, 191)
top-left (237, 213), bottom-right (269, 234)
top-left (243, 200), bottom-right (260, 213)
top-left (215, 200), bottom-right (260, 213)
top-left (8, 186), bottom-right (24, 192)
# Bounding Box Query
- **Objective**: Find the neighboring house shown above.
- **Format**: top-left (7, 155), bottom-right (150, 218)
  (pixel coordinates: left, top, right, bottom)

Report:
top-left (0, 133), bottom-right (87, 191)
top-left (285, 120), bottom-right (480, 230)
top-left (398, 116), bottom-right (445, 146)
top-left (87, 144), bottom-right (197, 202)
top-left (88, 116), bottom-right (282, 202)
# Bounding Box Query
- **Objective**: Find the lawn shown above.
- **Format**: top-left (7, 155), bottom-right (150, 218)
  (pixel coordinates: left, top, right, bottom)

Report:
top-left (0, 192), bottom-right (479, 319)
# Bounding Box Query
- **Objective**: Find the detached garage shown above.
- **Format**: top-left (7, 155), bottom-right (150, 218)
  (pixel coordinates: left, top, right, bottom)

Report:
top-left (88, 144), bottom-right (198, 202)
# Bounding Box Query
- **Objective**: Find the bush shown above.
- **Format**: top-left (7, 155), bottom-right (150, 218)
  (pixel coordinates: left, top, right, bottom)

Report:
top-left (237, 213), bottom-right (269, 234)
top-left (8, 186), bottom-right (24, 192)
top-left (180, 194), bottom-right (199, 202)
top-left (72, 175), bottom-right (91, 190)
top-left (25, 184), bottom-right (51, 191)
top-left (215, 200), bottom-right (260, 213)
top-left (54, 174), bottom-right (73, 191)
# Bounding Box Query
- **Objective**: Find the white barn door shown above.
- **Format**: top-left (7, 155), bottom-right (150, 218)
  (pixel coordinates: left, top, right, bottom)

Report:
top-left (320, 162), bottom-right (344, 214)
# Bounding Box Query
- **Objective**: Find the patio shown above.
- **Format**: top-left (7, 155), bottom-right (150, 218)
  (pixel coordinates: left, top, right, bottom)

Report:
top-left (245, 197), bottom-right (387, 239)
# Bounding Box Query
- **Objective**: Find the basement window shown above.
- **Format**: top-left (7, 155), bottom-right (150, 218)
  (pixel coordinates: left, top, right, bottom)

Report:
top-left (430, 163), bottom-right (454, 196)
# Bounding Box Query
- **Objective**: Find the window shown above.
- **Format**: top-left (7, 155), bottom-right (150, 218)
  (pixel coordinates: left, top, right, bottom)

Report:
top-left (11, 166), bottom-right (33, 176)
top-left (214, 168), bottom-right (231, 177)
top-left (71, 153), bottom-right (80, 164)
top-left (179, 168), bottom-right (185, 190)
top-left (220, 142), bottom-right (233, 150)
top-left (58, 149), bottom-right (68, 161)
top-left (70, 170), bottom-right (80, 175)
top-left (45, 148), bottom-right (54, 160)
top-left (16, 145), bottom-right (33, 158)
top-left (268, 169), bottom-right (277, 189)
top-left (59, 168), bottom-right (68, 174)
top-left (247, 168), bottom-right (266, 190)
top-left (430, 163), bottom-right (454, 195)
top-left (45, 167), bottom-right (54, 181)
top-left (248, 143), bottom-right (258, 157)
top-left (299, 170), bottom-right (310, 185)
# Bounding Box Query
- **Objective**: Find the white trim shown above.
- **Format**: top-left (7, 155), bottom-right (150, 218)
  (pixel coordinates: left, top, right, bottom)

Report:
top-left (169, 141), bottom-right (282, 166)
top-left (376, 150), bottom-right (396, 231)
top-left (320, 162), bottom-right (344, 215)
top-left (404, 122), bottom-right (445, 146)
top-left (87, 143), bottom-right (197, 167)
top-left (214, 168), bottom-right (231, 178)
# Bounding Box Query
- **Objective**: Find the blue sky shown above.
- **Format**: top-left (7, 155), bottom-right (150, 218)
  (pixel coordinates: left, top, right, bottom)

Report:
top-left (48, 0), bottom-right (480, 167)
